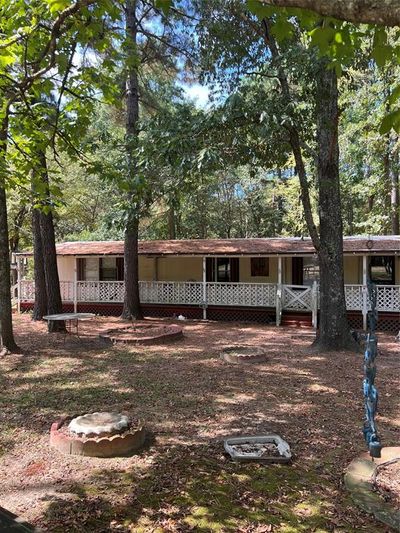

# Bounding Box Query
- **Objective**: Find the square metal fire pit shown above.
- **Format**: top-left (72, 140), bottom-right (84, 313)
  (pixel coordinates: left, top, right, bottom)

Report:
top-left (224, 434), bottom-right (292, 464)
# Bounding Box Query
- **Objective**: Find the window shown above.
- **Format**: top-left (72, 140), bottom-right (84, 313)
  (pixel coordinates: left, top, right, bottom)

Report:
top-left (77, 257), bottom-right (124, 281)
top-left (370, 256), bottom-right (395, 285)
top-left (251, 258), bottom-right (269, 277)
top-left (100, 257), bottom-right (118, 281)
top-left (206, 258), bottom-right (239, 282)
top-left (217, 258), bottom-right (230, 282)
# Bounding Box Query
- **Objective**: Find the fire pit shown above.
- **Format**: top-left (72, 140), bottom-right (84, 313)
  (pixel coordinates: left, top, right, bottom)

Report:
top-left (99, 323), bottom-right (183, 345)
top-left (224, 434), bottom-right (292, 464)
top-left (220, 345), bottom-right (268, 364)
top-left (50, 412), bottom-right (146, 457)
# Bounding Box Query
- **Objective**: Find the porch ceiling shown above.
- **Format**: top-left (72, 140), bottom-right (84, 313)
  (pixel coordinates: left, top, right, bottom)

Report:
top-left (16, 235), bottom-right (400, 257)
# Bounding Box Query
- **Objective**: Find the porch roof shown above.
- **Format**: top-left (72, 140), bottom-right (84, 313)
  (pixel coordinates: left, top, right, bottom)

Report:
top-left (17, 235), bottom-right (400, 257)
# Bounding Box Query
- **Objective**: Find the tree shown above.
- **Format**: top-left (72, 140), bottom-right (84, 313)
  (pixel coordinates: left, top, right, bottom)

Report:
top-left (121, 0), bottom-right (143, 319)
top-left (0, 0), bottom-right (100, 352)
top-left (33, 151), bottom-right (65, 330)
top-left (0, 0), bottom-right (123, 349)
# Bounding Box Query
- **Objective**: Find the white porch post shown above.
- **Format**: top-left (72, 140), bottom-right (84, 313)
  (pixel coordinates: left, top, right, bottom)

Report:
top-left (276, 256), bottom-right (282, 326)
top-left (73, 257), bottom-right (78, 313)
top-left (362, 255), bottom-right (368, 330)
top-left (202, 256), bottom-right (207, 320)
top-left (311, 281), bottom-right (318, 329)
top-left (16, 256), bottom-right (21, 313)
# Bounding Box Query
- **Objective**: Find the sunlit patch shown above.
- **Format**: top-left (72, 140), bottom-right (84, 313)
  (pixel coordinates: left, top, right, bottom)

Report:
top-left (308, 384), bottom-right (338, 394)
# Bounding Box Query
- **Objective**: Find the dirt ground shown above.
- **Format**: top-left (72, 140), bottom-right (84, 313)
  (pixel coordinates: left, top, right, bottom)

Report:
top-left (374, 460), bottom-right (400, 510)
top-left (0, 314), bottom-right (399, 532)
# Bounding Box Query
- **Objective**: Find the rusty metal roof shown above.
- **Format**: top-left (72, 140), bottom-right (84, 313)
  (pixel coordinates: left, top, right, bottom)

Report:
top-left (16, 236), bottom-right (400, 257)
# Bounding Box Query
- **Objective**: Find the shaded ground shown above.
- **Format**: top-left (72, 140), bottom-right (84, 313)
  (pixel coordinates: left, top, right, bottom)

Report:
top-left (0, 314), bottom-right (399, 532)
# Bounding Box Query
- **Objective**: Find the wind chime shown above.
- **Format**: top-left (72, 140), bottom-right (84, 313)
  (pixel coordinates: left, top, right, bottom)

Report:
top-left (362, 280), bottom-right (382, 459)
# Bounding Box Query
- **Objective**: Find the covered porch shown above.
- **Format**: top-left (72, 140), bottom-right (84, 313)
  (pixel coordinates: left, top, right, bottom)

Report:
top-left (15, 237), bottom-right (400, 332)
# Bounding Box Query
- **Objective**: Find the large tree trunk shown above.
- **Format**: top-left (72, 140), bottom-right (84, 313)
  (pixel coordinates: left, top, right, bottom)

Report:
top-left (36, 152), bottom-right (65, 332)
top-left (391, 152), bottom-right (399, 234)
top-left (121, 0), bottom-right (143, 320)
top-left (32, 205), bottom-right (48, 321)
top-left (122, 215), bottom-right (142, 319)
top-left (0, 117), bottom-right (20, 354)
top-left (391, 168), bottom-right (399, 234)
top-left (314, 63), bottom-right (354, 350)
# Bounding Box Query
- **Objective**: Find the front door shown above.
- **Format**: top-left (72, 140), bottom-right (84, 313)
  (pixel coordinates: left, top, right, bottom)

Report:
top-left (292, 257), bottom-right (303, 285)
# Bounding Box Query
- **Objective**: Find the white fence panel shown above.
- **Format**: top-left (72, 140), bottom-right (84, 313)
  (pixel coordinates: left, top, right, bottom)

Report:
top-left (77, 281), bottom-right (124, 302)
top-left (282, 285), bottom-right (313, 311)
top-left (139, 281), bottom-right (203, 305)
top-left (206, 282), bottom-right (276, 307)
top-left (376, 285), bottom-right (400, 312)
top-left (345, 285), bottom-right (365, 311)
top-left (20, 280), bottom-right (35, 301)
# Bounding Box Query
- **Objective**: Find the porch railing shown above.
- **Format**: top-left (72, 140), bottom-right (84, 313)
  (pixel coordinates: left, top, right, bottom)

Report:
top-left (18, 280), bottom-right (400, 327)
top-left (206, 282), bottom-right (276, 307)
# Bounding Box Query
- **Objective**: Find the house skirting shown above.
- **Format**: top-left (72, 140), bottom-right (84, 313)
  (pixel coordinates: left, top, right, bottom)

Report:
top-left (19, 302), bottom-right (399, 332)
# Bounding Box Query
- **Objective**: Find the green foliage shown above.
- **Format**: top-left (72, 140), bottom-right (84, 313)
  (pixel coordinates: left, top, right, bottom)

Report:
top-left (246, 0), bottom-right (400, 132)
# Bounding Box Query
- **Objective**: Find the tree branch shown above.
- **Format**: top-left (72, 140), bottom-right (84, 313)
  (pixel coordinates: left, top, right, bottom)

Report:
top-left (257, 0), bottom-right (400, 27)
top-left (262, 18), bottom-right (320, 249)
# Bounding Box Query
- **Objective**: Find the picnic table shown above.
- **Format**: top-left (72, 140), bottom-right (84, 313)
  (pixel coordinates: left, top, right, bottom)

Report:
top-left (43, 312), bottom-right (96, 341)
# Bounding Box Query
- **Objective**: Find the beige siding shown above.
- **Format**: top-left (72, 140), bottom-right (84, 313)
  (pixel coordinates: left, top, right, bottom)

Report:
top-left (156, 257), bottom-right (203, 281)
top-left (57, 256), bottom-right (75, 282)
top-left (396, 257), bottom-right (400, 284)
top-left (344, 256), bottom-right (360, 284)
top-left (139, 257), bottom-right (156, 281)
top-left (239, 257), bottom-right (279, 283)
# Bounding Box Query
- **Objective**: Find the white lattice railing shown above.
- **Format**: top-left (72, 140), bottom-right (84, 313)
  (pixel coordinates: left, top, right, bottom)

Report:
top-left (17, 280), bottom-right (400, 314)
top-left (345, 285), bottom-right (365, 311)
top-left (20, 280), bottom-right (35, 301)
top-left (376, 285), bottom-right (400, 312)
top-left (60, 281), bottom-right (75, 301)
top-left (207, 282), bottom-right (276, 307)
top-left (77, 281), bottom-right (124, 302)
top-left (345, 284), bottom-right (400, 313)
top-left (140, 281), bottom-right (203, 305)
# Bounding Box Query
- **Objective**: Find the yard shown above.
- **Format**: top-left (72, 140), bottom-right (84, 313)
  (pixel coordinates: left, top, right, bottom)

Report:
top-left (0, 315), bottom-right (398, 532)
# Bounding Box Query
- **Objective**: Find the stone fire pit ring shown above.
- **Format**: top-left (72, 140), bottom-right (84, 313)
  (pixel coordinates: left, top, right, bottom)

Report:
top-left (50, 412), bottom-right (146, 457)
top-left (99, 323), bottom-right (183, 345)
top-left (220, 345), bottom-right (268, 364)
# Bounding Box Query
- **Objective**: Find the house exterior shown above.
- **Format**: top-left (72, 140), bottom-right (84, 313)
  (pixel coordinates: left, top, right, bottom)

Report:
top-left (15, 235), bottom-right (400, 331)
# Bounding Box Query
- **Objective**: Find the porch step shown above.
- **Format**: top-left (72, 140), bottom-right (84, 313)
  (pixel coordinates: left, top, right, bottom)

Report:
top-left (281, 313), bottom-right (313, 328)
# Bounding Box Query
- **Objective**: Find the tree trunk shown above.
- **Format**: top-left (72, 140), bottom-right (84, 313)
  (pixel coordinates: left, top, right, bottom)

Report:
top-left (36, 152), bottom-right (65, 332)
top-left (313, 63), bottom-right (354, 350)
top-left (122, 215), bottom-right (143, 319)
top-left (391, 152), bottom-right (399, 234)
top-left (168, 206), bottom-right (176, 239)
top-left (32, 205), bottom-right (48, 321)
top-left (121, 0), bottom-right (143, 320)
top-left (9, 204), bottom-right (28, 255)
top-left (0, 117), bottom-right (20, 354)
top-left (391, 168), bottom-right (399, 234)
